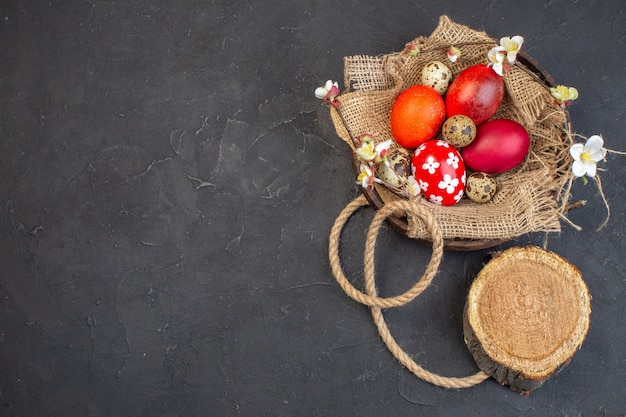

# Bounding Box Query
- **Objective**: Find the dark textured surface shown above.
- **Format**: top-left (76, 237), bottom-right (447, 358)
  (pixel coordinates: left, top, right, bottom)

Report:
top-left (1, 1), bottom-right (625, 416)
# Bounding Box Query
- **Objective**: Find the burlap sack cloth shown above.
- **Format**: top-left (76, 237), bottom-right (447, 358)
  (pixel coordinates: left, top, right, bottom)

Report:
top-left (330, 15), bottom-right (574, 241)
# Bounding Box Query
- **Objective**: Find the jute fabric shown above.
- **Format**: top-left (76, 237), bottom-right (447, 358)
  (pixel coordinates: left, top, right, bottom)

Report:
top-left (330, 15), bottom-right (574, 241)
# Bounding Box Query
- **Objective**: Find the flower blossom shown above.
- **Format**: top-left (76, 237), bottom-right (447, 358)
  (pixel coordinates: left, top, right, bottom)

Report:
top-left (373, 140), bottom-right (392, 164)
top-left (406, 176), bottom-right (421, 197)
top-left (487, 35), bottom-right (524, 76)
top-left (404, 41), bottom-right (420, 56)
top-left (550, 85), bottom-right (579, 105)
top-left (356, 140), bottom-right (376, 162)
top-left (498, 36), bottom-right (524, 64)
top-left (447, 46), bottom-right (461, 63)
top-left (357, 164), bottom-right (376, 188)
top-left (570, 135), bottom-right (607, 178)
top-left (315, 80), bottom-right (340, 108)
top-left (487, 46), bottom-right (506, 76)
top-left (356, 133), bottom-right (374, 147)
top-left (355, 134), bottom-right (392, 165)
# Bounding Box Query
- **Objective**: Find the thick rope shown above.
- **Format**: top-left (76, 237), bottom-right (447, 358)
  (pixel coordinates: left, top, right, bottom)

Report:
top-left (329, 195), bottom-right (489, 389)
top-left (329, 195), bottom-right (441, 308)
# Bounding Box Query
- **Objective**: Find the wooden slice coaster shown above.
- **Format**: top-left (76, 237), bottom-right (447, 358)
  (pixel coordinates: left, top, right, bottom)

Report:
top-left (463, 246), bottom-right (591, 392)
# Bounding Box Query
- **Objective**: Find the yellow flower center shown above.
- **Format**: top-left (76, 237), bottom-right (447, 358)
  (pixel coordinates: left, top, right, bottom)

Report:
top-left (580, 151), bottom-right (593, 162)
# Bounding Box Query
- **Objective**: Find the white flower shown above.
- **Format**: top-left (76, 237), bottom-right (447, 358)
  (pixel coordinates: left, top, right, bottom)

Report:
top-left (406, 176), bottom-right (421, 196)
top-left (315, 80), bottom-right (338, 99)
top-left (436, 140), bottom-right (449, 148)
top-left (487, 47), bottom-right (506, 76)
top-left (498, 35), bottom-right (524, 64)
top-left (357, 164), bottom-right (376, 188)
top-left (570, 135), bottom-right (607, 178)
top-left (446, 152), bottom-right (459, 169)
top-left (422, 156), bottom-right (440, 174)
top-left (374, 140), bottom-right (393, 164)
top-left (356, 141), bottom-right (376, 162)
top-left (356, 137), bottom-right (392, 164)
top-left (438, 174), bottom-right (459, 194)
top-left (486, 35), bottom-right (523, 77)
top-left (315, 80), bottom-right (340, 108)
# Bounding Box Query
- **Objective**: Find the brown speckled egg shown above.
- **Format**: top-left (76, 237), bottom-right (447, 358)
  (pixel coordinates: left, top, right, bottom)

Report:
top-left (377, 149), bottom-right (411, 188)
top-left (421, 61), bottom-right (453, 95)
top-left (442, 115), bottom-right (477, 148)
top-left (465, 172), bottom-right (497, 203)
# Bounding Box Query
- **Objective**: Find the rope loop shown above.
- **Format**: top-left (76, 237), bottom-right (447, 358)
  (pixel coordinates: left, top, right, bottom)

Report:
top-left (329, 195), bottom-right (443, 309)
top-left (328, 195), bottom-right (489, 389)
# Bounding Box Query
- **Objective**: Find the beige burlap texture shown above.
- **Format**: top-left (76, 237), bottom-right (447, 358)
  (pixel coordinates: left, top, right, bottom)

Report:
top-left (330, 15), bottom-right (574, 241)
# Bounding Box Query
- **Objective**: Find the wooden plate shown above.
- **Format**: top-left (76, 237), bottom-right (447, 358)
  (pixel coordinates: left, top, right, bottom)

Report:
top-left (463, 246), bottom-right (591, 392)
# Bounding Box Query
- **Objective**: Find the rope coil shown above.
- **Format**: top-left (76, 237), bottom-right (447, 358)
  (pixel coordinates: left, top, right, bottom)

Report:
top-left (328, 195), bottom-right (489, 389)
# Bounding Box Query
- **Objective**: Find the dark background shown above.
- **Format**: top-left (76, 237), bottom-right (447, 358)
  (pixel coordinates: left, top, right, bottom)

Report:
top-left (1, 0), bottom-right (625, 416)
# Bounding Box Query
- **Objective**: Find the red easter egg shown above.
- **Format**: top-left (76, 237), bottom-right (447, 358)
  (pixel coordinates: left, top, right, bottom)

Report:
top-left (411, 140), bottom-right (466, 206)
top-left (461, 119), bottom-right (530, 174)
top-left (445, 64), bottom-right (505, 126)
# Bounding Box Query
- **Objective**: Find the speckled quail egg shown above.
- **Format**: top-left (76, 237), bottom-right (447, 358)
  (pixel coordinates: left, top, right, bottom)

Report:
top-left (465, 172), bottom-right (497, 203)
top-left (376, 148), bottom-right (411, 188)
top-left (442, 115), bottom-right (477, 148)
top-left (421, 61), bottom-right (453, 95)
